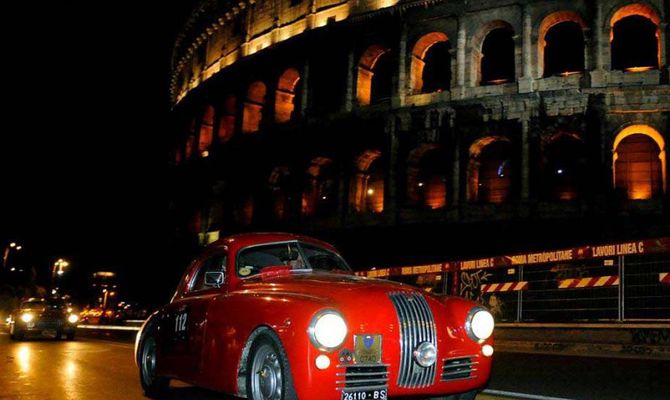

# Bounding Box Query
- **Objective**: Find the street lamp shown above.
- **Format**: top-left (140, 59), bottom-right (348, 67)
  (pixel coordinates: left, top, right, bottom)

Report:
top-left (51, 258), bottom-right (70, 293)
top-left (2, 242), bottom-right (22, 269)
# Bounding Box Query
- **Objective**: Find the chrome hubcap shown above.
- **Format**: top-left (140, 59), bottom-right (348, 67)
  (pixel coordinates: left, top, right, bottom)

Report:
top-left (141, 337), bottom-right (157, 385)
top-left (251, 344), bottom-right (282, 400)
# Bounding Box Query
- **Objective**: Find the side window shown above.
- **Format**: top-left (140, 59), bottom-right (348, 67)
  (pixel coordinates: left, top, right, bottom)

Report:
top-left (190, 253), bottom-right (227, 292)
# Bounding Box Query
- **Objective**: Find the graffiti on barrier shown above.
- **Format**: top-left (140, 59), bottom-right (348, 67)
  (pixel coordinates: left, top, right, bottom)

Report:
top-left (460, 270), bottom-right (492, 303)
top-left (631, 329), bottom-right (670, 345)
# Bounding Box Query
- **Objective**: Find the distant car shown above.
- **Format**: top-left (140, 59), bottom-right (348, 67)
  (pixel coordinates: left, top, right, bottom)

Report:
top-left (135, 233), bottom-right (494, 400)
top-left (8, 297), bottom-right (79, 341)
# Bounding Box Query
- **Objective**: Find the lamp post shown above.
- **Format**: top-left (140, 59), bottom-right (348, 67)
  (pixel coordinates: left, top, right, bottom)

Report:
top-left (2, 242), bottom-right (22, 270)
top-left (51, 258), bottom-right (70, 294)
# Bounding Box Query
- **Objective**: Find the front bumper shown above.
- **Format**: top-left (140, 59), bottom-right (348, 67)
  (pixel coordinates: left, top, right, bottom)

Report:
top-left (16, 319), bottom-right (76, 335)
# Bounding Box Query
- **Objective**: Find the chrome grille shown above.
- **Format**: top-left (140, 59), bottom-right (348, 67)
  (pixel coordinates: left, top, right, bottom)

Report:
top-left (336, 364), bottom-right (389, 391)
top-left (388, 292), bottom-right (437, 388)
top-left (441, 356), bottom-right (479, 381)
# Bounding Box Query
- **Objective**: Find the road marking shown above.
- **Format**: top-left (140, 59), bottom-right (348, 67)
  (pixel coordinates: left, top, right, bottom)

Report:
top-left (77, 324), bottom-right (140, 332)
top-left (483, 389), bottom-right (577, 400)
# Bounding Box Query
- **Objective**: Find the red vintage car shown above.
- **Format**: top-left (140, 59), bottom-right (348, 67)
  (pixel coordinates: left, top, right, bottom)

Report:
top-left (135, 233), bottom-right (494, 400)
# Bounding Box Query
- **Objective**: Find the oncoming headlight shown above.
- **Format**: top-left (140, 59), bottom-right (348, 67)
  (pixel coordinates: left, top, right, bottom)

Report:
top-left (465, 307), bottom-right (494, 342)
top-left (21, 313), bottom-right (34, 323)
top-left (308, 310), bottom-right (347, 350)
top-left (68, 314), bottom-right (79, 324)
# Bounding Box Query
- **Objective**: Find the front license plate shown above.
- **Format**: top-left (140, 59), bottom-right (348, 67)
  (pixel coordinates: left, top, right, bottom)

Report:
top-left (354, 334), bottom-right (382, 364)
top-left (341, 389), bottom-right (387, 400)
top-left (43, 329), bottom-right (57, 338)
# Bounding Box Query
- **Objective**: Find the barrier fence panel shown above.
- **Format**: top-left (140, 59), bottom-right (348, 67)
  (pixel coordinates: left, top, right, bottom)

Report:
top-left (623, 254), bottom-right (670, 320)
top-left (520, 259), bottom-right (620, 322)
top-left (365, 237), bottom-right (670, 323)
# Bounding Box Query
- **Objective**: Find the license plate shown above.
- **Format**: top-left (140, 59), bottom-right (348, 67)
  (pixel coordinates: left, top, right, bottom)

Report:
top-left (341, 389), bottom-right (387, 400)
top-left (43, 329), bottom-right (57, 338)
top-left (354, 334), bottom-right (382, 364)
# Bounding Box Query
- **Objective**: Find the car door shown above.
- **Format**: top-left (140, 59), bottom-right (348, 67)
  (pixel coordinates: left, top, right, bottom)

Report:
top-left (162, 251), bottom-right (227, 381)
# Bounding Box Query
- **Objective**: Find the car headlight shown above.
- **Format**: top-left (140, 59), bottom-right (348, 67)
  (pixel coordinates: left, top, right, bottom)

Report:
top-left (308, 310), bottom-right (347, 350)
top-left (68, 314), bottom-right (79, 324)
top-left (21, 313), bottom-right (34, 323)
top-left (465, 307), bottom-right (494, 342)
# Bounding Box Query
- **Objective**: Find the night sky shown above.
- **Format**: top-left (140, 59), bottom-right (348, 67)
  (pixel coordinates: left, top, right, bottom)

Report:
top-left (0, 1), bottom-right (199, 306)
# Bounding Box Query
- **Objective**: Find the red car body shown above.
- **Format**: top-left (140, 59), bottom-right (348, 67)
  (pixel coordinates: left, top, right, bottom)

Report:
top-left (135, 233), bottom-right (493, 399)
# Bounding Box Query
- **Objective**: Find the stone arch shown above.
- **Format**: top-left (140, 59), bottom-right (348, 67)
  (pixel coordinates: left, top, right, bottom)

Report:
top-left (218, 95), bottom-right (237, 143)
top-left (275, 68), bottom-right (301, 124)
top-left (467, 136), bottom-right (513, 203)
top-left (198, 105), bottom-right (215, 155)
top-left (407, 144), bottom-right (447, 209)
top-left (608, 3), bottom-right (662, 71)
top-left (357, 45), bottom-right (392, 105)
top-left (268, 166), bottom-right (293, 222)
top-left (612, 124), bottom-right (666, 199)
top-left (537, 11), bottom-right (587, 77)
top-left (302, 157), bottom-right (337, 217)
top-left (471, 21), bottom-right (516, 85)
top-left (350, 150), bottom-right (384, 213)
top-left (543, 132), bottom-right (586, 201)
top-left (410, 32), bottom-right (451, 94)
top-left (242, 81), bottom-right (267, 133)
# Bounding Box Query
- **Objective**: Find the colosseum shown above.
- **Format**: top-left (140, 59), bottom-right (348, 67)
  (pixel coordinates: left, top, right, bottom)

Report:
top-left (168, 0), bottom-right (669, 267)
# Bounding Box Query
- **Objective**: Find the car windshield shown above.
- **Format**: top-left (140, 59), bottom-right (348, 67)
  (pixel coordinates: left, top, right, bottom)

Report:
top-left (21, 300), bottom-right (45, 309)
top-left (237, 241), bottom-right (350, 277)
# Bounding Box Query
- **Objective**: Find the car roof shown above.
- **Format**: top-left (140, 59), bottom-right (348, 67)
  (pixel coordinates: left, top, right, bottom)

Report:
top-left (210, 232), bottom-right (338, 253)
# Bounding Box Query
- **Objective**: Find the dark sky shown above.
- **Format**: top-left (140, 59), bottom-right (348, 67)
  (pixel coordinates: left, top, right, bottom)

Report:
top-left (0, 1), bottom-right (200, 305)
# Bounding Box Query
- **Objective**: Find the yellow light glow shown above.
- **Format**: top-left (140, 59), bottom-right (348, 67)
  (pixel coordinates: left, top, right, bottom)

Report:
top-left (17, 345), bottom-right (30, 374)
top-left (21, 313), bottom-right (34, 323)
top-left (625, 66), bottom-right (654, 73)
top-left (367, 188), bottom-right (375, 196)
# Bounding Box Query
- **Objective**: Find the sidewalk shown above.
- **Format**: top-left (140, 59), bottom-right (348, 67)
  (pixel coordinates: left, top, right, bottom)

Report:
top-left (494, 323), bottom-right (670, 360)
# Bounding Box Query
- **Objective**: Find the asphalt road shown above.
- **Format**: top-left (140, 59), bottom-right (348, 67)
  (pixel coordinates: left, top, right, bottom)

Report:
top-left (1, 332), bottom-right (668, 400)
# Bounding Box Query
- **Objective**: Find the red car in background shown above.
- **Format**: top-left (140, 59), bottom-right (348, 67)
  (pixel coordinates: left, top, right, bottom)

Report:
top-left (135, 233), bottom-right (494, 400)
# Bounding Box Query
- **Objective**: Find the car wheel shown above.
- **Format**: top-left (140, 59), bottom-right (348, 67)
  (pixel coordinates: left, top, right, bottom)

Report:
top-left (139, 335), bottom-right (170, 398)
top-left (247, 332), bottom-right (297, 400)
top-left (66, 332), bottom-right (75, 341)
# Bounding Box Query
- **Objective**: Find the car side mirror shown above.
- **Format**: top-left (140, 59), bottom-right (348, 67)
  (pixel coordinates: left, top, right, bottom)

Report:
top-left (205, 271), bottom-right (225, 288)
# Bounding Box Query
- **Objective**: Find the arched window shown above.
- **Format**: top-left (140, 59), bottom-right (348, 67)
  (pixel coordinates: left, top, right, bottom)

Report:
top-left (242, 81), bottom-right (267, 133)
top-left (610, 4), bottom-right (661, 71)
top-left (468, 137), bottom-right (513, 204)
top-left (357, 45), bottom-right (393, 105)
top-left (275, 68), bottom-right (302, 123)
top-left (302, 158), bottom-right (337, 218)
top-left (544, 133), bottom-right (585, 201)
top-left (411, 33), bottom-right (451, 94)
top-left (219, 95), bottom-right (237, 143)
top-left (407, 145), bottom-right (447, 209)
top-left (351, 150), bottom-right (384, 213)
top-left (234, 194), bottom-right (254, 225)
top-left (269, 167), bottom-right (293, 222)
top-left (480, 25), bottom-right (515, 85)
top-left (543, 23), bottom-right (585, 77)
top-left (185, 135), bottom-right (195, 159)
top-left (613, 125), bottom-right (666, 200)
top-left (198, 106), bottom-right (215, 156)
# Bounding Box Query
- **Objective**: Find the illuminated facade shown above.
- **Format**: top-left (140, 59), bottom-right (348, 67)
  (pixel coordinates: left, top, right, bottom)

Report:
top-left (169, 0), bottom-right (669, 264)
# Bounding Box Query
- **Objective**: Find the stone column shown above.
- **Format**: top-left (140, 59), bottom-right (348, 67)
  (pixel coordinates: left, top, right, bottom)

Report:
top-left (386, 118), bottom-right (399, 219)
top-left (397, 24), bottom-right (408, 106)
top-left (521, 116), bottom-right (530, 201)
top-left (300, 61), bottom-right (310, 116)
top-left (659, 22), bottom-right (669, 78)
top-left (450, 113), bottom-right (460, 207)
top-left (456, 17), bottom-right (467, 98)
top-left (590, 0), bottom-right (607, 86)
top-left (344, 47), bottom-right (355, 112)
top-left (518, 5), bottom-right (534, 92)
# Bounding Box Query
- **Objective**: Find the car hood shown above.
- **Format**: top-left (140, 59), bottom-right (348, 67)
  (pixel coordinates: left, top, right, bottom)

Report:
top-left (236, 271), bottom-right (425, 305)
